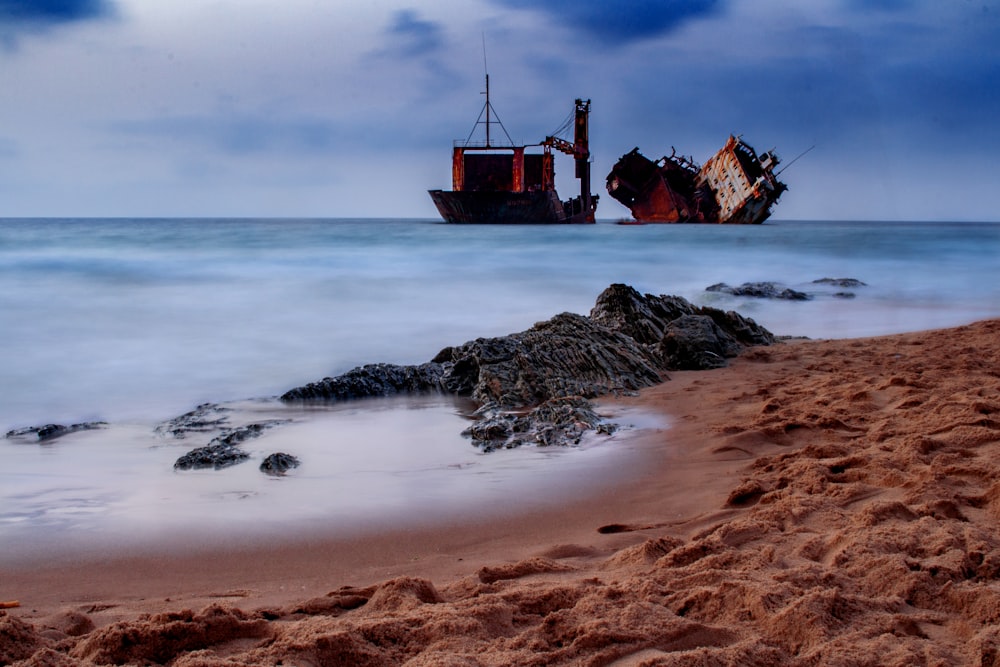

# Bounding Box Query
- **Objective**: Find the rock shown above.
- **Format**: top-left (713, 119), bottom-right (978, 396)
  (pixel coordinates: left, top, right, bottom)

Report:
top-left (445, 312), bottom-right (662, 410)
top-left (209, 420), bottom-right (289, 447)
top-left (706, 282), bottom-right (811, 300)
top-left (280, 363), bottom-right (445, 401)
top-left (659, 315), bottom-right (742, 370)
top-left (463, 396), bottom-right (610, 451)
top-left (592, 284), bottom-right (774, 350)
top-left (590, 283), bottom-right (697, 345)
top-left (5, 421), bottom-right (107, 442)
top-left (260, 452), bottom-right (300, 475)
top-left (813, 277), bottom-right (867, 288)
top-left (155, 403), bottom-right (230, 439)
top-left (173, 442), bottom-right (251, 471)
top-left (281, 283), bottom-right (776, 450)
top-left (283, 312), bottom-right (662, 411)
top-left (173, 420), bottom-right (289, 471)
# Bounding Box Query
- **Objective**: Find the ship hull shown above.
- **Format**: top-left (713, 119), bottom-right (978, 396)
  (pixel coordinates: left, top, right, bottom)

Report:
top-left (429, 190), bottom-right (594, 224)
top-left (606, 138), bottom-right (786, 224)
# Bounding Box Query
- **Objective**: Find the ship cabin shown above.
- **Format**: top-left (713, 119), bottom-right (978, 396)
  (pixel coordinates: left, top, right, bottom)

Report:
top-left (450, 142), bottom-right (556, 195)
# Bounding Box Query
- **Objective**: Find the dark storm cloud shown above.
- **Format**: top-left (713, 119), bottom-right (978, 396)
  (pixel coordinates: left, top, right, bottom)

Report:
top-left (385, 8), bottom-right (445, 57)
top-left (0, 0), bottom-right (114, 25)
top-left (0, 0), bottom-right (115, 47)
top-left (372, 9), bottom-right (462, 99)
top-left (490, 0), bottom-right (722, 43)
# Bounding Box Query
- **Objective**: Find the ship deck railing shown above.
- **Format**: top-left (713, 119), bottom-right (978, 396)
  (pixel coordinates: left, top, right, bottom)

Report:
top-left (455, 139), bottom-right (545, 150)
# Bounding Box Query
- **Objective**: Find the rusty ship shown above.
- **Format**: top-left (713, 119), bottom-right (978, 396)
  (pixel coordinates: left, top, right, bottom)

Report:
top-left (429, 75), bottom-right (597, 224)
top-left (606, 135), bottom-right (787, 224)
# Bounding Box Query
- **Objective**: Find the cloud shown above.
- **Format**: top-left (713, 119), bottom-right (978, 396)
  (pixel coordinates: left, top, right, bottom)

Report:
top-left (0, 0), bottom-right (112, 21)
top-left (385, 8), bottom-right (445, 58)
top-left (368, 8), bottom-right (462, 100)
top-left (0, 0), bottom-right (116, 47)
top-left (489, 0), bottom-right (722, 44)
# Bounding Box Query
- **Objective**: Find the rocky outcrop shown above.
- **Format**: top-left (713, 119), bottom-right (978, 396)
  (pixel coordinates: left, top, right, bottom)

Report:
top-left (282, 312), bottom-right (662, 410)
top-left (812, 277), bottom-right (867, 288)
top-left (706, 281), bottom-right (810, 300)
top-left (660, 315), bottom-right (745, 370)
top-left (282, 284), bottom-right (775, 450)
top-left (591, 283), bottom-right (775, 368)
top-left (5, 422), bottom-right (107, 443)
top-left (173, 420), bottom-right (289, 470)
top-left (155, 403), bottom-right (231, 439)
top-left (279, 363), bottom-right (446, 402)
top-left (706, 278), bottom-right (869, 301)
top-left (173, 442), bottom-right (251, 471)
top-left (462, 396), bottom-right (613, 452)
top-left (432, 312), bottom-right (663, 409)
top-left (16, 284), bottom-right (774, 467)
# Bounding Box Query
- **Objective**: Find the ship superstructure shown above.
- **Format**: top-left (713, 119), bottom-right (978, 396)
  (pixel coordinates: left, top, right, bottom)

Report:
top-left (429, 75), bottom-right (597, 224)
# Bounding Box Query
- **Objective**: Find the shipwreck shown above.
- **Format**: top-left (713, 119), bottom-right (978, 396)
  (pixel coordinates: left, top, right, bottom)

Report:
top-left (429, 73), bottom-right (597, 224)
top-left (606, 135), bottom-right (788, 224)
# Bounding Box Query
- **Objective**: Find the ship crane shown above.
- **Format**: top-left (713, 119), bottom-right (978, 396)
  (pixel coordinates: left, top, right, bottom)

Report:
top-left (543, 136), bottom-right (579, 157)
top-left (542, 98), bottom-right (593, 220)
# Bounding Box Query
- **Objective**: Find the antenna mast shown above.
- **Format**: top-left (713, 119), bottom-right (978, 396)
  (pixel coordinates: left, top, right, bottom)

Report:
top-left (462, 35), bottom-right (514, 147)
top-left (482, 34), bottom-right (490, 148)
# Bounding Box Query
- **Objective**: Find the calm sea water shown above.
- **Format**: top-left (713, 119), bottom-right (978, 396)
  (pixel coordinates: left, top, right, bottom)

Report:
top-left (2, 218), bottom-right (998, 558)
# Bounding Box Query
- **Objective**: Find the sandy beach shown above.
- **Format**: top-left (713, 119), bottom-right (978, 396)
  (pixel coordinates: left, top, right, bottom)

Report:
top-left (4, 318), bottom-right (1000, 666)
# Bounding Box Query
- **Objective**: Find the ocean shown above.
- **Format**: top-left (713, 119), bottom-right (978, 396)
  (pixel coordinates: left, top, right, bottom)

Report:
top-left (2, 218), bottom-right (998, 560)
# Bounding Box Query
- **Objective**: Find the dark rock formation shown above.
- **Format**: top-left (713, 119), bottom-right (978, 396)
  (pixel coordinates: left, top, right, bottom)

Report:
top-left (173, 420), bottom-right (289, 471)
top-left (173, 442), bottom-right (250, 471)
top-left (813, 277), bottom-right (867, 288)
top-left (282, 283), bottom-right (775, 450)
top-left (659, 315), bottom-right (743, 370)
top-left (209, 420), bottom-right (289, 448)
top-left (462, 396), bottom-right (604, 451)
top-left (5, 422), bottom-right (107, 443)
top-left (155, 403), bottom-right (230, 439)
top-left (283, 312), bottom-right (662, 410)
top-left (437, 312), bottom-right (662, 409)
top-left (280, 363), bottom-right (445, 402)
top-left (260, 452), bottom-right (300, 476)
top-left (811, 277), bottom-right (867, 299)
top-left (591, 283), bottom-right (775, 363)
top-left (706, 282), bottom-right (811, 301)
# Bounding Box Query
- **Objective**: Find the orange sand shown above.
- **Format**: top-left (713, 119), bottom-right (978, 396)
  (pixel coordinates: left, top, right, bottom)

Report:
top-left (3, 320), bottom-right (1000, 665)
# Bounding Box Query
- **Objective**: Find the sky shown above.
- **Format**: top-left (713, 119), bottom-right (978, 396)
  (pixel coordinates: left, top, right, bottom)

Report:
top-left (0, 0), bottom-right (997, 221)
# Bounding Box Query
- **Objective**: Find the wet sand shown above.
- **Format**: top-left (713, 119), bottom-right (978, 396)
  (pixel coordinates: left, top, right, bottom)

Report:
top-left (4, 319), bottom-right (1000, 665)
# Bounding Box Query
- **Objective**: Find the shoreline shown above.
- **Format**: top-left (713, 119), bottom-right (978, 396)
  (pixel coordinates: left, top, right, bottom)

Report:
top-left (4, 319), bottom-right (1000, 665)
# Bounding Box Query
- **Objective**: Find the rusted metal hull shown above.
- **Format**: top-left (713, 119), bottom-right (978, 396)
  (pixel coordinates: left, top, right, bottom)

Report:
top-left (429, 190), bottom-right (595, 224)
top-left (431, 90), bottom-right (596, 224)
top-left (606, 137), bottom-right (786, 224)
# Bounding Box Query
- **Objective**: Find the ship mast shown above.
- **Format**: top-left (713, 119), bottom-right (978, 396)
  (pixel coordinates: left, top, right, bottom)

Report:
top-left (485, 73), bottom-right (491, 148)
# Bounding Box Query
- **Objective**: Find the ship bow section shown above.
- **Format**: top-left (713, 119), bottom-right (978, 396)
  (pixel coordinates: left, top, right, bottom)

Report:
top-left (429, 190), bottom-right (593, 224)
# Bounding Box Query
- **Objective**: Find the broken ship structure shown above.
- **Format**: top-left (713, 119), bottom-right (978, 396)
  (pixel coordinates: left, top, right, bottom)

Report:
top-left (429, 74), bottom-right (597, 224)
top-left (606, 135), bottom-right (787, 224)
